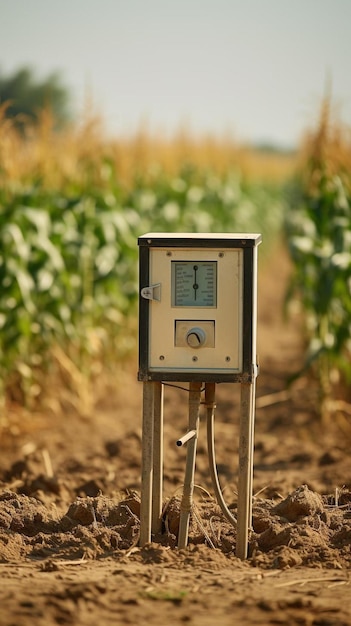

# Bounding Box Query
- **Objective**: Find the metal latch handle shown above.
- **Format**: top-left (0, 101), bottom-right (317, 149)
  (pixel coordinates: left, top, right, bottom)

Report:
top-left (140, 283), bottom-right (161, 301)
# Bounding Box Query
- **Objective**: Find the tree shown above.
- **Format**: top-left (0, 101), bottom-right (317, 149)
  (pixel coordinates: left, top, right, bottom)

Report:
top-left (0, 66), bottom-right (71, 128)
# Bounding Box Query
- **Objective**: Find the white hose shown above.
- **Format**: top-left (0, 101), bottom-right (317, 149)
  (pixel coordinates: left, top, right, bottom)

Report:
top-left (206, 385), bottom-right (237, 527)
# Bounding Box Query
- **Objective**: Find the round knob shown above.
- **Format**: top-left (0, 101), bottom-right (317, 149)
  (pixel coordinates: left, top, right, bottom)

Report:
top-left (186, 327), bottom-right (206, 349)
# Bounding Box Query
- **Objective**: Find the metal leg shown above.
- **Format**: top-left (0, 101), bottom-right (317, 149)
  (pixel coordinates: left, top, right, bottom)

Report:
top-left (236, 381), bottom-right (255, 559)
top-left (152, 381), bottom-right (164, 535)
top-left (140, 381), bottom-right (154, 546)
top-left (178, 381), bottom-right (202, 549)
top-left (248, 378), bottom-right (256, 526)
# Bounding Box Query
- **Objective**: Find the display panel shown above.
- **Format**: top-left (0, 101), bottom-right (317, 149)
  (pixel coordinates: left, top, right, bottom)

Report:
top-left (171, 261), bottom-right (217, 307)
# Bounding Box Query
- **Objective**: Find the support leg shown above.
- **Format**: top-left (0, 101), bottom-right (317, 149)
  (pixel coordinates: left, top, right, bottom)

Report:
top-left (236, 381), bottom-right (255, 559)
top-left (140, 381), bottom-right (154, 546)
top-left (248, 378), bottom-right (256, 526)
top-left (178, 381), bottom-right (202, 549)
top-left (152, 381), bottom-right (164, 535)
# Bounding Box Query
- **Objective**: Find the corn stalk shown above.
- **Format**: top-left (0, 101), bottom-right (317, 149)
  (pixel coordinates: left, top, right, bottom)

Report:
top-left (285, 98), bottom-right (351, 418)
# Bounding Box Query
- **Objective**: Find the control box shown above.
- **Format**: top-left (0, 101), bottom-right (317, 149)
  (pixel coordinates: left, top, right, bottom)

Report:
top-left (138, 233), bottom-right (261, 383)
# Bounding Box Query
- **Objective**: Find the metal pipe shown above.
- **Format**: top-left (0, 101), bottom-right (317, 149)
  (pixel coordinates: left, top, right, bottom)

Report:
top-left (178, 381), bottom-right (202, 549)
top-left (176, 429), bottom-right (197, 447)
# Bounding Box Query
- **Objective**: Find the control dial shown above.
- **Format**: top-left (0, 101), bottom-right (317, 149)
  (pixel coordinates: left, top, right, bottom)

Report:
top-left (186, 327), bottom-right (206, 349)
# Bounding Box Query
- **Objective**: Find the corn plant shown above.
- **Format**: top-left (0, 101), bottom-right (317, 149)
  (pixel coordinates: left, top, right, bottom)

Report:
top-left (0, 108), bottom-right (289, 408)
top-left (0, 190), bottom-right (139, 402)
top-left (285, 100), bottom-right (351, 417)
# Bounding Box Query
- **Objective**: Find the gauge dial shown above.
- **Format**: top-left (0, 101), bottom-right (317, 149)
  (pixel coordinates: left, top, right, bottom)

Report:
top-left (172, 261), bottom-right (217, 307)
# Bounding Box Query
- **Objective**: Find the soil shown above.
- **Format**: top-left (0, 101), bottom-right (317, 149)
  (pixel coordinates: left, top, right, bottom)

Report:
top-left (1, 244), bottom-right (351, 626)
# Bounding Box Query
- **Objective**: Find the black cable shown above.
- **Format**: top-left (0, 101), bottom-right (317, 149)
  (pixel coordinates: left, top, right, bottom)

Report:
top-left (162, 382), bottom-right (206, 393)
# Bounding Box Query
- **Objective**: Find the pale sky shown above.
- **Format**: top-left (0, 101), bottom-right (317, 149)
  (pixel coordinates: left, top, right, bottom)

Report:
top-left (1, 0), bottom-right (350, 148)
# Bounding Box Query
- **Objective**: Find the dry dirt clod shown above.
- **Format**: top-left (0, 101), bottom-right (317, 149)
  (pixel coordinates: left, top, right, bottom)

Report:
top-left (273, 485), bottom-right (324, 522)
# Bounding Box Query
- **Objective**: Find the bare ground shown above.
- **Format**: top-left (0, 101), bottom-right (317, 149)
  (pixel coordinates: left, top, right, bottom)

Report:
top-left (1, 244), bottom-right (351, 626)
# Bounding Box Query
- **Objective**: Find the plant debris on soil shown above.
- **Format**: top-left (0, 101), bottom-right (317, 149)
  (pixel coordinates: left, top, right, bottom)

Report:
top-left (1, 246), bottom-right (350, 626)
